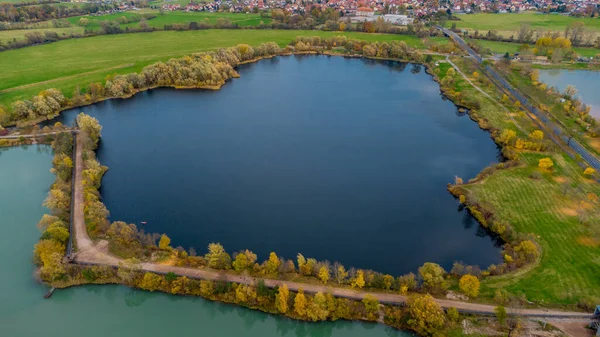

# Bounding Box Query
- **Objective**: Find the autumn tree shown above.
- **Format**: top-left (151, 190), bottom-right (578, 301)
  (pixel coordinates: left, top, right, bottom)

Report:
top-left (158, 234), bottom-right (171, 250)
top-left (584, 167), bottom-right (596, 177)
top-left (514, 240), bottom-right (539, 264)
top-left (538, 157), bottom-right (554, 171)
top-left (318, 265), bottom-right (330, 284)
top-left (139, 272), bottom-right (164, 291)
top-left (362, 295), bottom-right (380, 320)
top-left (407, 294), bottom-right (446, 336)
top-left (276, 284), bottom-right (289, 313)
top-left (498, 129), bottom-right (517, 145)
top-left (418, 262), bottom-right (448, 293)
top-left (306, 292), bottom-right (329, 321)
top-left (333, 262), bottom-right (348, 284)
top-left (205, 242), bottom-right (231, 269)
top-left (397, 273), bottom-right (417, 294)
top-left (458, 274), bottom-right (480, 298)
top-left (351, 269), bottom-right (365, 289)
top-left (34, 239), bottom-right (66, 280)
top-left (77, 113), bottom-right (102, 148)
top-left (235, 284), bottom-right (257, 304)
top-left (232, 249), bottom-right (257, 272)
top-left (294, 289), bottom-right (308, 317)
top-left (263, 252), bottom-right (281, 275)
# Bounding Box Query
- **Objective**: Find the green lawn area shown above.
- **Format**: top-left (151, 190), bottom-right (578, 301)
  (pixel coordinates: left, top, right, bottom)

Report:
top-left (470, 151), bottom-right (600, 305)
top-left (0, 29), bottom-right (440, 108)
top-left (65, 10), bottom-right (272, 30)
top-left (452, 12), bottom-right (600, 33)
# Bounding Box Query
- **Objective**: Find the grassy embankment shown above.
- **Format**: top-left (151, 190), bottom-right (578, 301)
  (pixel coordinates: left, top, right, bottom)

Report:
top-left (436, 57), bottom-right (600, 306)
top-left (450, 12), bottom-right (600, 38)
top-left (0, 30), bottom-right (444, 109)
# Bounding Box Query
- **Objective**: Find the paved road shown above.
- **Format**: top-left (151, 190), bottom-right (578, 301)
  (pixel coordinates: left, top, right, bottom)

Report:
top-left (0, 131), bottom-right (66, 139)
top-left (70, 135), bottom-right (591, 319)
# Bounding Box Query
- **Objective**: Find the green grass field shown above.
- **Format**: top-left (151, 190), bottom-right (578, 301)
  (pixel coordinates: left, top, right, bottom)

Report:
top-left (65, 10), bottom-right (272, 30)
top-left (468, 38), bottom-right (600, 57)
top-left (470, 152), bottom-right (600, 305)
top-left (0, 30), bottom-right (441, 108)
top-left (452, 12), bottom-right (600, 34)
top-left (2, 11), bottom-right (270, 44)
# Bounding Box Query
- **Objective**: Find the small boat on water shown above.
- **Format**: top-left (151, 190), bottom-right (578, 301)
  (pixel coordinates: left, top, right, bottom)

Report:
top-left (141, 221), bottom-right (147, 225)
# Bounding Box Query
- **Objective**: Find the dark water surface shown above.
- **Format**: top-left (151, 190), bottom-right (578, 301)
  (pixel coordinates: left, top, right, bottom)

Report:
top-left (0, 146), bottom-right (413, 337)
top-left (53, 55), bottom-right (502, 275)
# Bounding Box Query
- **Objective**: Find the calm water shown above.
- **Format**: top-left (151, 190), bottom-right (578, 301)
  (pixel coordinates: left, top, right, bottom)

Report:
top-left (0, 145), bottom-right (413, 337)
top-left (539, 69), bottom-right (600, 119)
top-left (51, 55), bottom-right (502, 275)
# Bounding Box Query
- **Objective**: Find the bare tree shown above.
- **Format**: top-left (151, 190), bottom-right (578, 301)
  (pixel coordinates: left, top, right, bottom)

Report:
top-left (517, 24), bottom-right (534, 43)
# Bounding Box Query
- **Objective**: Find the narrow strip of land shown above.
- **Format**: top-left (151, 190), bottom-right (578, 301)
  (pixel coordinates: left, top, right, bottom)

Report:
top-left (0, 131), bottom-right (68, 139)
top-left (69, 134), bottom-right (590, 319)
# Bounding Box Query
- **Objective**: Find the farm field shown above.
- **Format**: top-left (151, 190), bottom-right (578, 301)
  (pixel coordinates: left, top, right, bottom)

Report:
top-left (468, 38), bottom-right (600, 57)
top-left (0, 29), bottom-right (442, 109)
top-left (451, 12), bottom-right (600, 34)
top-left (1, 11), bottom-right (271, 44)
top-left (65, 10), bottom-right (273, 30)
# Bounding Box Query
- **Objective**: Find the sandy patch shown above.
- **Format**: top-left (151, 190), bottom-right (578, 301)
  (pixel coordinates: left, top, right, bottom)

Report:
top-left (577, 237), bottom-right (600, 247)
top-left (559, 207), bottom-right (579, 216)
top-left (553, 176), bottom-right (568, 183)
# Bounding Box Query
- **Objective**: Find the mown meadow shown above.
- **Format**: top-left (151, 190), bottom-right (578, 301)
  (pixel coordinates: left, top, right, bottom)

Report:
top-left (0, 30), bottom-right (443, 109)
top-left (451, 12), bottom-right (600, 35)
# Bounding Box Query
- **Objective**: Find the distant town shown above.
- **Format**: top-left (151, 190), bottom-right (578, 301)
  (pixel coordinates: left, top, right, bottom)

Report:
top-left (156, 0), bottom-right (600, 18)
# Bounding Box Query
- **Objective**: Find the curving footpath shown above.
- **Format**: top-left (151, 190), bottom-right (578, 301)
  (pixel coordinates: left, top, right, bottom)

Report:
top-left (70, 134), bottom-right (591, 319)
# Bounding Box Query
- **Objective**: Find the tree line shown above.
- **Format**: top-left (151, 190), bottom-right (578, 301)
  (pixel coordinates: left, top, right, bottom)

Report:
top-left (458, 21), bottom-right (600, 49)
top-left (0, 2), bottom-right (112, 23)
top-left (34, 128), bottom-right (73, 281)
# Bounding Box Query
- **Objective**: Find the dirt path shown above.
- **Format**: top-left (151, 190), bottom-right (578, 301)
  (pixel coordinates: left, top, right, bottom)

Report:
top-left (0, 131), bottom-right (67, 139)
top-left (70, 134), bottom-right (592, 319)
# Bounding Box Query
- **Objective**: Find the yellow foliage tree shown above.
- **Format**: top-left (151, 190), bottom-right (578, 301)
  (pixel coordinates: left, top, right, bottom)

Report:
top-left (139, 272), bottom-right (164, 291)
top-left (458, 274), bottom-right (480, 298)
top-left (264, 252), bottom-right (281, 275)
top-left (318, 265), bottom-right (330, 284)
top-left (498, 129), bottom-right (517, 145)
top-left (276, 284), bottom-right (289, 313)
top-left (158, 234), bottom-right (171, 250)
top-left (583, 167), bottom-right (596, 177)
top-left (294, 289), bottom-right (307, 317)
top-left (351, 270), bottom-right (365, 289)
top-left (407, 294), bottom-right (446, 336)
top-left (538, 157), bottom-right (554, 171)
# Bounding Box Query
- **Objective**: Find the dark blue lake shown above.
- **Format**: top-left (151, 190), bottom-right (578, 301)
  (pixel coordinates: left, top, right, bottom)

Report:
top-left (52, 55), bottom-right (502, 275)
